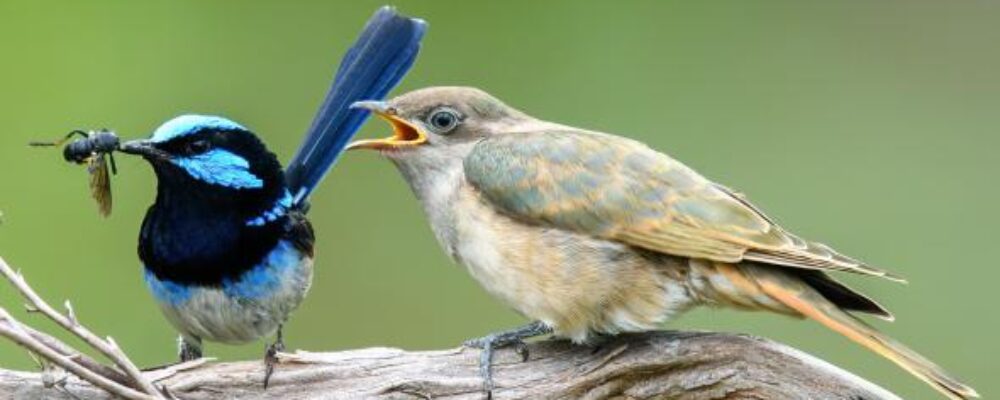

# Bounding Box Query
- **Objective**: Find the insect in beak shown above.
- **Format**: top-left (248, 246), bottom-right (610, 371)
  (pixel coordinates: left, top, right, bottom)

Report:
top-left (30, 129), bottom-right (123, 217)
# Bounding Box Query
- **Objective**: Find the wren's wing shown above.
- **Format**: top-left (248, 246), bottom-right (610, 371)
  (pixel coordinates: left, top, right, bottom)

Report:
top-left (464, 130), bottom-right (903, 282)
top-left (284, 6), bottom-right (426, 209)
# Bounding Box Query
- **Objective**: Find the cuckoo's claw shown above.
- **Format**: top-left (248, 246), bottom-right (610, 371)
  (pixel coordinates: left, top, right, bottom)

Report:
top-left (263, 326), bottom-right (285, 389)
top-left (462, 321), bottom-right (552, 398)
top-left (513, 341), bottom-right (530, 362)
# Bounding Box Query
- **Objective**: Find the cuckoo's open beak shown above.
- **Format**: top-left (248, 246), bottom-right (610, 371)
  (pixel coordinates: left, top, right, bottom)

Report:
top-left (347, 101), bottom-right (427, 150)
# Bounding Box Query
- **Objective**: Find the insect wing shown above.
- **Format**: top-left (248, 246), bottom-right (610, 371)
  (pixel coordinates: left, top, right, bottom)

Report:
top-left (87, 154), bottom-right (113, 217)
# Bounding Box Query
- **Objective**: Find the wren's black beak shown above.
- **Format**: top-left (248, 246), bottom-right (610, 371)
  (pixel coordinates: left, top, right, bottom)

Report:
top-left (119, 139), bottom-right (170, 161)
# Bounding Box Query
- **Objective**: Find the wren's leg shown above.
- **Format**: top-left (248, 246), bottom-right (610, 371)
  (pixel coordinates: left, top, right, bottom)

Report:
top-left (463, 321), bottom-right (552, 398)
top-left (178, 335), bottom-right (202, 362)
top-left (263, 325), bottom-right (285, 389)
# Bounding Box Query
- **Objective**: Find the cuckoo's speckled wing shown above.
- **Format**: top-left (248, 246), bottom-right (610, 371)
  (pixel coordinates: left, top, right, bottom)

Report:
top-left (464, 130), bottom-right (903, 281)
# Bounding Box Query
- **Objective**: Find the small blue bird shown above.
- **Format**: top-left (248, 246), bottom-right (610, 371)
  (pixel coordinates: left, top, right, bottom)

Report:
top-left (117, 7), bottom-right (425, 383)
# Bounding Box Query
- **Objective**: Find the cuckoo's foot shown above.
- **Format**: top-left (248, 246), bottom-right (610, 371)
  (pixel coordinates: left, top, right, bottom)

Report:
top-left (263, 326), bottom-right (285, 389)
top-left (178, 335), bottom-right (202, 362)
top-left (462, 321), bottom-right (552, 398)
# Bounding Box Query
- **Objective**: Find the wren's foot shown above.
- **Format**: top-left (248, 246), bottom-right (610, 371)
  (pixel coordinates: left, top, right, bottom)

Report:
top-left (263, 326), bottom-right (285, 389)
top-left (462, 321), bottom-right (552, 398)
top-left (178, 335), bottom-right (202, 362)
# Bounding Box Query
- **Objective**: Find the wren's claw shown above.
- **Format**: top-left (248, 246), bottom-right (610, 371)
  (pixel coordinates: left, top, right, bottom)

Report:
top-left (462, 321), bottom-right (552, 398)
top-left (263, 326), bottom-right (285, 389)
top-left (178, 335), bottom-right (202, 362)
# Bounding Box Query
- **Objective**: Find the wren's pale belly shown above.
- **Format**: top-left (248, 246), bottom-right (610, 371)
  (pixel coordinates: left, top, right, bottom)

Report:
top-left (144, 240), bottom-right (314, 344)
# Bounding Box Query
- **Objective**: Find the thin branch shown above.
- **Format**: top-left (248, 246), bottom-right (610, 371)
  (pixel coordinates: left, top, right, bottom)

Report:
top-left (143, 358), bottom-right (214, 383)
top-left (17, 323), bottom-right (132, 386)
top-left (0, 256), bottom-right (162, 398)
top-left (0, 308), bottom-right (155, 400)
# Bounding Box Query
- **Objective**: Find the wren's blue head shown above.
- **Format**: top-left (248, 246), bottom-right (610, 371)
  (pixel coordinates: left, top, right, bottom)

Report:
top-left (121, 115), bottom-right (298, 286)
top-left (122, 115), bottom-right (286, 201)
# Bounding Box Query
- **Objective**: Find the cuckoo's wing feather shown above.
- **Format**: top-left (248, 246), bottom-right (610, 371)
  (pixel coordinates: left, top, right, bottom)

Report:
top-left (464, 130), bottom-right (902, 281)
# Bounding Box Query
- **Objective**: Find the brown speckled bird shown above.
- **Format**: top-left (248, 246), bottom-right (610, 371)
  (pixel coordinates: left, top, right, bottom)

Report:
top-left (347, 87), bottom-right (977, 399)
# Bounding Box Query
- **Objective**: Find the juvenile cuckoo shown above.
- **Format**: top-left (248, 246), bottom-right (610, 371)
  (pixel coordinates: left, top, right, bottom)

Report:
top-left (347, 87), bottom-right (977, 399)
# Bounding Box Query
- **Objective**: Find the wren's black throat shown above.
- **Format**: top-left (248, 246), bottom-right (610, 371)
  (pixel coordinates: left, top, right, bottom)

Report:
top-left (136, 127), bottom-right (314, 287)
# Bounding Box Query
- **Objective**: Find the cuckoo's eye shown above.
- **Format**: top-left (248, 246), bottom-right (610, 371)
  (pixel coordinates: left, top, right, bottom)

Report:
top-left (426, 107), bottom-right (461, 134)
top-left (186, 139), bottom-right (211, 154)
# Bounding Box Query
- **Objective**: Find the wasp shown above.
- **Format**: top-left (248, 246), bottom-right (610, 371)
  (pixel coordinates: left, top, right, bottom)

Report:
top-left (31, 129), bottom-right (121, 217)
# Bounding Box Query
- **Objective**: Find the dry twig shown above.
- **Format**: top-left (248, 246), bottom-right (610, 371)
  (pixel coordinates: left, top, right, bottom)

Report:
top-left (0, 256), bottom-right (162, 399)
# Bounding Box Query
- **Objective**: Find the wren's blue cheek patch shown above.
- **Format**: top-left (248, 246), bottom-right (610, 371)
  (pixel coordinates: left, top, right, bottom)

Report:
top-left (171, 149), bottom-right (264, 189)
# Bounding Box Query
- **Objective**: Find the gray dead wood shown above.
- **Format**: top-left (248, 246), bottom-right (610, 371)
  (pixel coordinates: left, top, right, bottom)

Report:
top-left (0, 331), bottom-right (902, 400)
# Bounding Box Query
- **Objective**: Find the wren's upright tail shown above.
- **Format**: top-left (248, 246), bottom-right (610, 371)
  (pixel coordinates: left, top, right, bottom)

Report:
top-left (728, 264), bottom-right (979, 399)
top-left (284, 6), bottom-right (426, 209)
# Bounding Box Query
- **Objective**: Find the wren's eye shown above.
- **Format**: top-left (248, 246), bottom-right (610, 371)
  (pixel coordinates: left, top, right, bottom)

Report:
top-left (186, 139), bottom-right (211, 154)
top-left (426, 107), bottom-right (461, 134)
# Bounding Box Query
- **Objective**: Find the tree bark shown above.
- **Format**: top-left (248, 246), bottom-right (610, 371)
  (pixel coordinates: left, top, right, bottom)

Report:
top-left (0, 331), bottom-right (901, 400)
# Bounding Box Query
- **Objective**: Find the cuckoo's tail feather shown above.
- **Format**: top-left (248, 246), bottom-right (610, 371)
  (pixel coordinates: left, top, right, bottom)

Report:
top-left (745, 267), bottom-right (979, 400)
top-left (284, 6), bottom-right (426, 208)
top-left (794, 270), bottom-right (894, 320)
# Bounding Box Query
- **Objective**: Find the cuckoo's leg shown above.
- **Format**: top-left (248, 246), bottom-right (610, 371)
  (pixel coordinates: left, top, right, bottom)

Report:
top-left (463, 321), bottom-right (552, 398)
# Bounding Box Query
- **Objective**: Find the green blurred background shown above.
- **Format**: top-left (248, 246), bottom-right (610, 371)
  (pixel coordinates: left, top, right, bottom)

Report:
top-left (0, 1), bottom-right (996, 398)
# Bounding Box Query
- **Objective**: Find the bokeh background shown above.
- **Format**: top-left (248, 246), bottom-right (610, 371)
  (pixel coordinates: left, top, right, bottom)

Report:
top-left (0, 1), bottom-right (996, 398)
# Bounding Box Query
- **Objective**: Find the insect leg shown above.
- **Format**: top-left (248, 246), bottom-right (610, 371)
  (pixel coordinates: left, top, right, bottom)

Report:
top-left (108, 153), bottom-right (118, 175)
top-left (29, 130), bottom-right (89, 147)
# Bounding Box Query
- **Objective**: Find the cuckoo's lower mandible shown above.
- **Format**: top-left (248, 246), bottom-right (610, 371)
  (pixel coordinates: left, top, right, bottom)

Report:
top-left (346, 87), bottom-right (977, 400)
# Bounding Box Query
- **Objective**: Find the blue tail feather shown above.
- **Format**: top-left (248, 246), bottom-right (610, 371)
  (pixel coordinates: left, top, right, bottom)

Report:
top-left (285, 6), bottom-right (426, 208)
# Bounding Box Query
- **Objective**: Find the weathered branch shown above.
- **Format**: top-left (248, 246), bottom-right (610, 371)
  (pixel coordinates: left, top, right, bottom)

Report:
top-left (0, 331), bottom-right (902, 399)
top-left (0, 255), bottom-right (903, 399)
top-left (0, 253), bottom-right (898, 400)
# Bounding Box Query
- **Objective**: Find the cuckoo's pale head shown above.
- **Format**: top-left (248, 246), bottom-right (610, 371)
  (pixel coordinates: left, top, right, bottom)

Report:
top-left (346, 87), bottom-right (544, 210)
top-left (347, 87), bottom-right (530, 160)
